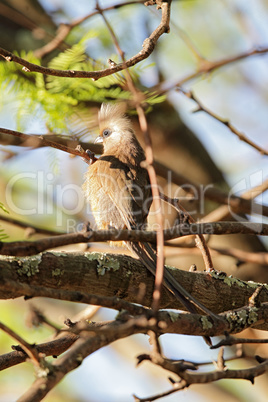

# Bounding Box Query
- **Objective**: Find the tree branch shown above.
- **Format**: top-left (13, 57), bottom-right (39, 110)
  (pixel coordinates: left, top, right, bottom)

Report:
top-left (134, 355), bottom-right (268, 401)
top-left (0, 322), bottom-right (40, 366)
top-left (0, 1), bottom-right (171, 80)
top-left (0, 214), bottom-right (63, 237)
top-left (1, 251), bottom-right (268, 322)
top-left (155, 46), bottom-right (268, 94)
top-left (15, 306), bottom-right (268, 401)
top-left (1, 222), bottom-right (268, 257)
top-left (180, 88), bottom-right (268, 156)
top-left (154, 160), bottom-right (268, 218)
top-left (0, 332), bottom-right (78, 371)
top-left (33, 1), bottom-right (147, 58)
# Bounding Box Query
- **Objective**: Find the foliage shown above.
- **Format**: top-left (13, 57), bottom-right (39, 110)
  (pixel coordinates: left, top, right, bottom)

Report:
top-left (0, 41), bottom-right (165, 135)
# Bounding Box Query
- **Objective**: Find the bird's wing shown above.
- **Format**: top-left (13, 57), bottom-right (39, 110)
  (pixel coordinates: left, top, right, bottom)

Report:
top-left (96, 156), bottom-right (150, 229)
top-left (92, 157), bottom-right (137, 229)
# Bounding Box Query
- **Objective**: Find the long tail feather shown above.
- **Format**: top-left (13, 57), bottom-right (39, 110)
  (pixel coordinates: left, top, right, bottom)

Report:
top-left (129, 241), bottom-right (218, 319)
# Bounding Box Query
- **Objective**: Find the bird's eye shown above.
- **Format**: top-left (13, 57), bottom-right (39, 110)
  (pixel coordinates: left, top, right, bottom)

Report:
top-left (103, 129), bottom-right (111, 138)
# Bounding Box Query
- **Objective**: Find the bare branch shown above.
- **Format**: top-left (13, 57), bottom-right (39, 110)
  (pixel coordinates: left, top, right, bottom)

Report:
top-left (211, 333), bottom-right (268, 349)
top-left (0, 332), bottom-right (78, 371)
top-left (155, 46), bottom-right (268, 94)
top-left (1, 222), bottom-right (268, 257)
top-left (14, 306), bottom-right (268, 401)
top-left (0, 214), bottom-right (64, 237)
top-left (180, 88), bottom-right (268, 156)
top-left (202, 177), bottom-right (268, 223)
top-left (0, 1), bottom-right (171, 80)
top-left (209, 246), bottom-right (268, 266)
top-left (2, 302), bottom-right (268, 373)
top-left (0, 322), bottom-right (40, 366)
top-left (0, 127), bottom-right (92, 161)
top-left (160, 193), bottom-right (213, 271)
top-left (135, 356), bottom-right (268, 400)
top-left (34, 1), bottom-right (146, 58)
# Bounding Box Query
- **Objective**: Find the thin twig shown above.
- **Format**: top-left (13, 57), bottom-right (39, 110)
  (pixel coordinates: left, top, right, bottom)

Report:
top-left (211, 334), bottom-right (268, 349)
top-left (137, 107), bottom-right (166, 312)
top-left (133, 381), bottom-right (182, 402)
top-left (34, 1), bottom-right (145, 58)
top-left (0, 214), bottom-right (64, 237)
top-left (0, 1), bottom-right (170, 80)
top-left (180, 88), bottom-right (268, 156)
top-left (0, 321), bottom-right (40, 366)
top-left (26, 305), bottom-right (61, 333)
top-left (134, 340), bottom-right (268, 401)
top-left (166, 245), bottom-right (268, 266)
top-left (160, 193), bottom-right (213, 271)
top-left (154, 46), bottom-right (268, 94)
top-left (129, 0), bottom-right (171, 311)
top-left (210, 246), bottom-right (268, 266)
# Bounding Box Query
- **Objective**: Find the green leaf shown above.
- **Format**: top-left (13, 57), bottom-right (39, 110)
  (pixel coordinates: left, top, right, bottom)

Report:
top-left (0, 202), bottom-right (9, 214)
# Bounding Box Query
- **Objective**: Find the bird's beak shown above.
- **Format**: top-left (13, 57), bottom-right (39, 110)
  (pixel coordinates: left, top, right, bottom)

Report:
top-left (94, 135), bottom-right (103, 144)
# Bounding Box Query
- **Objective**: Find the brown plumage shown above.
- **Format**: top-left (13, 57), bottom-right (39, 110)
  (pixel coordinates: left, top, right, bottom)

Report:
top-left (83, 103), bottom-right (215, 317)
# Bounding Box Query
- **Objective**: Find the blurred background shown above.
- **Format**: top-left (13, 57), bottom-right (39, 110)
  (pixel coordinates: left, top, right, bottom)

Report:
top-left (0, 0), bottom-right (268, 400)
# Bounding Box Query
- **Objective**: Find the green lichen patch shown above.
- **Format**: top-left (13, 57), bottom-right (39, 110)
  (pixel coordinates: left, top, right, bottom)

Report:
top-left (211, 270), bottom-right (246, 288)
top-left (226, 306), bottom-right (259, 330)
top-left (247, 307), bottom-right (259, 325)
top-left (17, 254), bottom-right (42, 277)
top-left (200, 316), bottom-right (213, 330)
top-left (46, 251), bottom-right (69, 257)
top-left (84, 252), bottom-right (120, 276)
top-left (52, 268), bottom-right (65, 277)
top-left (168, 311), bottom-right (180, 323)
top-left (210, 271), bottom-right (268, 293)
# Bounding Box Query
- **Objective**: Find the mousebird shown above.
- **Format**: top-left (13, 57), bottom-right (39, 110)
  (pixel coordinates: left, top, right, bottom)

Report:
top-left (83, 103), bottom-right (216, 318)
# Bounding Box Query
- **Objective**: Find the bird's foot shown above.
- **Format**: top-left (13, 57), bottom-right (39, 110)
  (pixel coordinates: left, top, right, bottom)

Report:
top-left (85, 148), bottom-right (98, 165)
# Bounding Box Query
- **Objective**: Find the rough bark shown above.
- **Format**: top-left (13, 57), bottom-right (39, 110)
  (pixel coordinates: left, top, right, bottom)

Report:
top-left (0, 251), bottom-right (267, 330)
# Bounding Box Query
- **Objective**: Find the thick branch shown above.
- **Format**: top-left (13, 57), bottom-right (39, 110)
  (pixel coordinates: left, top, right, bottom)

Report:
top-left (1, 251), bottom-right (268, 322)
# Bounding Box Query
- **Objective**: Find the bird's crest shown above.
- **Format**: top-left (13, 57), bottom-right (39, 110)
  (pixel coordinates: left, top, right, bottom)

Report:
top-left (98, 103), bottom-right (133, 133)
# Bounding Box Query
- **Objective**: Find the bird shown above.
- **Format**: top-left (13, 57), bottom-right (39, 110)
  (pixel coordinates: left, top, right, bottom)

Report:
top-left (83, 103), bottom-right (217, 318)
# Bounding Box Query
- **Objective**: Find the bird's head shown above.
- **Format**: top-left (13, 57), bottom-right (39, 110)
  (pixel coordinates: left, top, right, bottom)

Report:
top-left (95, 103), bottom-right (135, 154)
